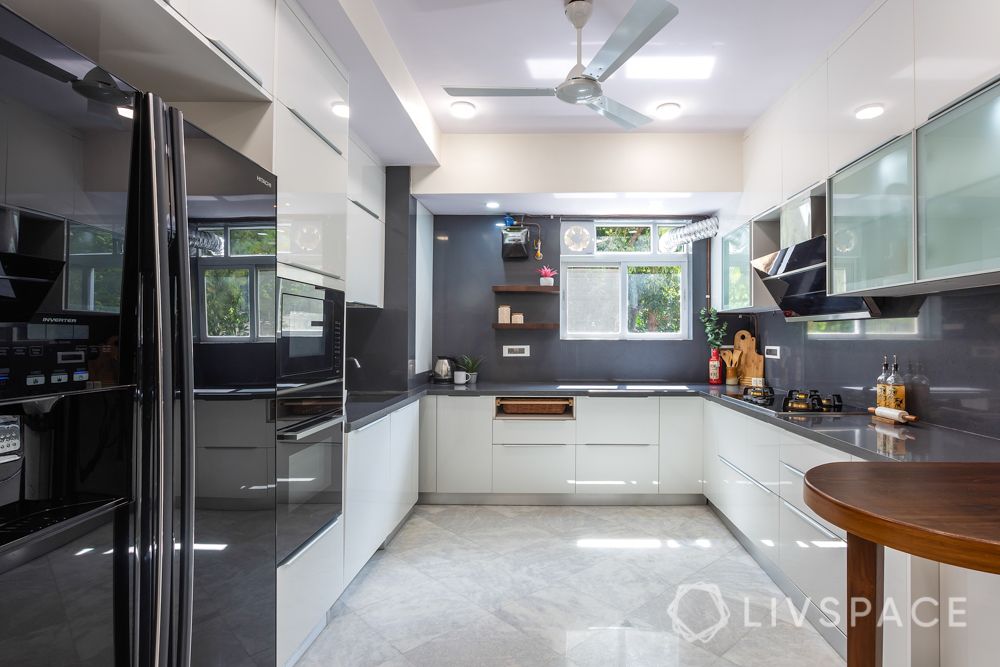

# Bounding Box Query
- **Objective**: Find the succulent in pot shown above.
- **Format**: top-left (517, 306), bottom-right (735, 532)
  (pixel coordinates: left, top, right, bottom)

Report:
top-left (457, 355), bottom-right (483, 384)
top-left (537, 265), bottom-right (558, 286)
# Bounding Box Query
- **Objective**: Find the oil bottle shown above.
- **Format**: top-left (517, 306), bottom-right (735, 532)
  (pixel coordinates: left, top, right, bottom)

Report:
top-left (876, 355), bottom-right (890, 407)
top-left (886, 355), bottom-right (906, 411)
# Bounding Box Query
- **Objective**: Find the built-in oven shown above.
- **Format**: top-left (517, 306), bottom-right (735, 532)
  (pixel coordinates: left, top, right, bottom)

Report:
top-left (275, 389), bottom-right (343, 564)
top-left (277, 278), bottom-right (345, 389)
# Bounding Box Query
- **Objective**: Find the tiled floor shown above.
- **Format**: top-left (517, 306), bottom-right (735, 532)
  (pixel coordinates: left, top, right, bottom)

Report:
top-left (299, 505), bottom-right (845, 667)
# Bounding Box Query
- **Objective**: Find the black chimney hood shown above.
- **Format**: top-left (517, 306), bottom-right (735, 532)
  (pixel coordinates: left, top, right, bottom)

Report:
top-left (751, 235), bottom-right (923, 322)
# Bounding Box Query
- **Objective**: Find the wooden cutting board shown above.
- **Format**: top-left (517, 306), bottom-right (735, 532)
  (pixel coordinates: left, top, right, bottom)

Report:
top-left (733, 329), bottom-right (764, 386)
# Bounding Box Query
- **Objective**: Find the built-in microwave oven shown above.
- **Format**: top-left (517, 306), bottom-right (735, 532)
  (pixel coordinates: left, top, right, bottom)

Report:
top-left (277, 278), bottom-right (345, 388)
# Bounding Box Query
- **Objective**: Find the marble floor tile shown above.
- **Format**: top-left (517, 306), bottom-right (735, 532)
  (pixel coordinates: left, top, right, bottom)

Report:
top-left (403, 612), bottom-right (564, 667)
top-left (297, 612), bottom-right (405, 667)
top-left (721, 620), bottom-right (843, 667)
top-left (383, 515), bottom-right (461, 554)
top-left (561, 559), bottom-right (671, 614)
top-left (567, 626), bottom-right (722, 667)
top-left (341, 552), bottom-right (438, 611)
top-left (462, 519), bottom-right (556, 554)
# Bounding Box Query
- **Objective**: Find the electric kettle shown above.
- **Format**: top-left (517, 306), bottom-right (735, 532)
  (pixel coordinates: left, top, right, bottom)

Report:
top-left (432, 357), bottom-right (456, 383)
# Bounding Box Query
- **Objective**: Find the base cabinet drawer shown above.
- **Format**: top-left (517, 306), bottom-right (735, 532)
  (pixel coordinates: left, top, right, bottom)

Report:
top-left (493, 418), bottom-right (576, 445)
top-left (719, 456), bottom-right (779, 562)
top-left (779, 499), bottom-right (847, 633)
top-left (492, 444), bottom-right (575, 494)
top-left (718, 418), bottom-right (781, 492)
top-left (575, 444), bottom-right (659, 494)
top-left (576, 397), bottom-right (659, 445)
top-left (779, 463), bottom-right (846, 539)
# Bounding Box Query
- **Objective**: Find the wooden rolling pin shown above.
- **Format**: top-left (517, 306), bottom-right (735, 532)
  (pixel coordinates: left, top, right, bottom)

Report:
top-left (869, 407), bottom-right (919, 423)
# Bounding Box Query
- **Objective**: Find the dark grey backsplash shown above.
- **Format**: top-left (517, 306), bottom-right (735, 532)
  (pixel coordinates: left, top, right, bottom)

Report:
top-left (757, 286), bottom-right (1000, 439)
top-left (432, 215), bottom-right (729, 383)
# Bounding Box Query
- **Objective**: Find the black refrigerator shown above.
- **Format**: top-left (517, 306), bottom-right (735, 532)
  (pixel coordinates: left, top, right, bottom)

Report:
top-left (0, 6), bottom-right (277, 666)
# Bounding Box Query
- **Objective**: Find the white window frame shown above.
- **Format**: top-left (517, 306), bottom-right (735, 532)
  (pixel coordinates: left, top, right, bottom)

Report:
top-left (561, 221), bottom-right (692, 341)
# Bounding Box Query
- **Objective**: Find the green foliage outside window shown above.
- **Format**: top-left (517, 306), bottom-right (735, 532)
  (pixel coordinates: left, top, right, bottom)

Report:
top-left (627, 265), bottom-right (682, 333)
top-left (596, 226), bottom-right (651, 253)
top-left (205, 268), bottom-right (250, 337)
top-left (229, 228), bottom-right (277, 256)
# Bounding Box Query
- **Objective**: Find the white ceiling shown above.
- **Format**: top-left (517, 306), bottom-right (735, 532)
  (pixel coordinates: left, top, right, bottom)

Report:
top-left (371, 0), bottom-right (873, 133)
top-left (416, 191), bottom-right (739, 217)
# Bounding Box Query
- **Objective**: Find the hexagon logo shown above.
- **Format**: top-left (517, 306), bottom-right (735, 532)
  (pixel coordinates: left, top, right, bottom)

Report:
top-left (667, 582), bottom-right (731, 644)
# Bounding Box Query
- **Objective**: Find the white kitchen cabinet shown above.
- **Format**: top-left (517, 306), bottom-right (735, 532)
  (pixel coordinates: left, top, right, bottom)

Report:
top-left (276, 518), bottom-right (344, 666)
top-left (345, 201), bottom-right (384, 307)
top-left (827, 0), bottom-right (915, 173)
top-left (718, 455), bottom-right (780, 563)
top-left (701, 401), bottom-right (728, 506)
top-left (418, 396), bottom-right (437, 493)
top-left (778, 499), bottom-right (847, 633)
top-left (781, 62), bottom-right (828, 200)
top-left (778, 464), bottom-right (845, 540)
top-left (658, 397), bottom-right (703, 494)
top-left (740, 107), bottom-right (783, 219)
top-left (168, 0), bottom-right (275, 92)
top-left (275, 0), bottom-right (348, 155)
top-left (575, 397), bottom-right (659, 445)
top-left (344, 416), bottom-right (390, 582)
top-left (274, 103), bottom-right (347, 282)
top-left (492, 418), bottom-right (576, 445)
top-left (716, 412), bottom-right (782, 493)
top-left (914, 0), bottom-right (1000, 123)
top-left (492, 444), bottom-right (575, 494)
top-left (778, 434), bottom-right (851, 538)
top-left (436, 396), bottom-right (493, 493)
top-left (575, 444), bottom-right (659, 494)
top-left (388, 402), bottom-right (419, 527)
top-left (348, 137), bottom-right (386, 221)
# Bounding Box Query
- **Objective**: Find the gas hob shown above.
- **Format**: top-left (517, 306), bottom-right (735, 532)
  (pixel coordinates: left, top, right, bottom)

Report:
top-left (739, 387), bottom-right (868, 416)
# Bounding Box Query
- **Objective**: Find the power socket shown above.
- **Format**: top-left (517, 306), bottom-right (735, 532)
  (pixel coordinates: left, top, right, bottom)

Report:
top-left (502, 345), bottom-right (531, 357)
top-left (764, 346), bottom-right (781, 359)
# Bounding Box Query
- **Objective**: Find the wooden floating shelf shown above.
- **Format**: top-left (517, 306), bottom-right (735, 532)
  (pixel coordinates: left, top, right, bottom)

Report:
top-left (492, 322), bottom-right (559, 330)
top-left (492, 285), bottom-right (560, 294)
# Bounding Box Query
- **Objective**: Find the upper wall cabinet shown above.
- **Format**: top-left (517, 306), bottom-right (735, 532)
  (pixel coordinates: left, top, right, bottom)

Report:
top-left (914, 0), bottom-right (1000, 122)
top-left (720, 216), bottom-right (779, 313)
top-left (827, 0), bottom-right (915, 174)
top-left (168, 0), bottom-right (276, 93)
top-left (740, 108), bottom-right (783, 219)
top-left (781, 63), bottom-right (828, 200)
top-left (348, 138), bottom-right (386, 221)
top-left (275, 0), bottom-right (348, 156)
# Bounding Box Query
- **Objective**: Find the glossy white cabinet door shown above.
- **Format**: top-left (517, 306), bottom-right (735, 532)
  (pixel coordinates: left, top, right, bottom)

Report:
top-left (778, 500), bottom-right (847, 633)
top-left (170, 0), bottom-right (275, 92)
top-left (389, 402), bottom-right (419, 527)
top-left (827, 0), bottom-right (915, 173)
top-left (914, 0), bottom-right (1000, 122)
top-left (781, 62), bottom-right (828, 200)
top-left (718, 456), bottom-right (780, 563)
top-left (418, 397), bottom-right (437, 493)
top-left (345, 202), bottom-right (384, 306)
top-left (276, 519), bottom-right (344, 666)
top-left (575, 444), bottom-right (659, 494)
top-left (348, 138), bottom-right (386, 221)
top-left (658, 397), bottom-right (703, 494)
top-left (275, 0), bottom-right (348, 154)
top-left (778, 464), bottom-right (846, 540)
top-left (492, 444), bottom-right (576, 494)
top-left (740, 107), bottom-right (783, 219)
top-left (436, 396), bottom-right (493, 493)
top-left (716, 413), bottom-right (782, 493)
top-left (274, 103), bottom-right (347, 282)
top-left (492, 418), bottom-right (576, 445)
top-left (575, 397), bottom-right (659, 445)
top-left (701, 401), bottom-right (727, 505)
top-left (344, 417), bottom-right (390, 582)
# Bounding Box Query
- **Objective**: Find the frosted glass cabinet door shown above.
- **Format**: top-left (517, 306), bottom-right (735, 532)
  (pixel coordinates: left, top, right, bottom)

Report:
top-left (721, 224), bottom-right (751, 310)
top-left (779, 195), bottom-right (813, 248)
top-left (829, 134), bottom-right (914, 294)
top-left (917, 82), bottom-right (1000, 281)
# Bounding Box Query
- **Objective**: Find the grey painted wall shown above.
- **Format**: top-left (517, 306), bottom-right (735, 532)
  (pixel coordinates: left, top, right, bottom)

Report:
top-left (431, 215), bottom-right (734, 383)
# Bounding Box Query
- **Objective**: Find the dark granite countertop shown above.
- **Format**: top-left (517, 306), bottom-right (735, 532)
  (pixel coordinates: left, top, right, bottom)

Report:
top-left (344, 381), bottom-right (1000, 462)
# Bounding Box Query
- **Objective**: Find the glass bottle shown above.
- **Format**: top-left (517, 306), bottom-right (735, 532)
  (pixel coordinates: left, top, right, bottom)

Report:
top-left (886, 355), bottom-right (906, 411)
top-left (876, 355), bottom-right (890, 407)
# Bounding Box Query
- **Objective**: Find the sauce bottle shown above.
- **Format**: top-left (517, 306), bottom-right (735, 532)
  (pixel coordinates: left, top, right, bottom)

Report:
top-left (876, 355), bottom-right (890, 407)
top-left (886, 355), bottom-right (906, 411)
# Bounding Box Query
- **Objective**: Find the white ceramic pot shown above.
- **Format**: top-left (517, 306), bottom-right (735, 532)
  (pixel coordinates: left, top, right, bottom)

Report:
top-left (539, 277), bottom-right (555, 286)
top-left (468, 372), bottom-right (478, 384)
top-left (453, 370), bottom-right (468, 385)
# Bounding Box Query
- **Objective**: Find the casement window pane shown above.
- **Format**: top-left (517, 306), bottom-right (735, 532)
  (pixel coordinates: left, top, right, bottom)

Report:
top-left (257, 268), bottom-right (276, 338)
top-left (229, 228), bottom-right (277, 256)
top-left (205, 268), bottom-right (251, 337)
top-left (807, 320), bottom-right (858, 336)
top-left (595, 225), bottom-right (651, 253)
top-left (627, 265), bottom-right (682, 334)
top-left (565, 265), bottom-right (620, 334)
top-left (864, 317), bottom-right (918, 335)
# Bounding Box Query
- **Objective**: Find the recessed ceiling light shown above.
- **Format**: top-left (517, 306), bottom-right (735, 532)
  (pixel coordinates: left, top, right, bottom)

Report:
top-left (331, 102), bottom-right (350, 118)
top-left (855, 103), bottom-right (885, 120)
top-left (486, 201), bottom-right (500, 209)
top-left (117, 106), bottom-right (134, 119)
top-left (625, 56), bottom-right (716, 80)
top-left (450, 101), bottom-right (477, 119)
top-left (654, 102), bottom-right (683, 120)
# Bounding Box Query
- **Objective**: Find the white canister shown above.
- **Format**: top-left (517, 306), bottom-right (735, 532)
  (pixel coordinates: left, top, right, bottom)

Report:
top-left (498, 305), bottom-right (512, 324)
top-left (453, 370), bottom-right (468, 385)
top-left (511, 312), bottom-right (525, 324)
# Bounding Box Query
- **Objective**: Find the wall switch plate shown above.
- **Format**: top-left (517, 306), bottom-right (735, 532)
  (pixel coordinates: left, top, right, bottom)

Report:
top-left (764, 346), bottom-right (781, 359)
top-left (502, 345), bottom-right (530, 357)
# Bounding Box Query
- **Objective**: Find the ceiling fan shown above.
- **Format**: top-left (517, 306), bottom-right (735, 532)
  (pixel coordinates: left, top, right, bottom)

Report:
top-left (444, 0), bottom-right (679, 129)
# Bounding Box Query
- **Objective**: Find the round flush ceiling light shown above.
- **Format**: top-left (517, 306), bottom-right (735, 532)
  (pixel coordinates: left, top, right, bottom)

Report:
top-left (654, 102), bottom-right (683, 120)
top-left (450, 101), bottom-right (477, 119)
top-left (485, 201), bottom-right (500, 209)
top-left (855, 103), bottom-right (885, 120)
top-left (331, 102), bottom-right (350, 118)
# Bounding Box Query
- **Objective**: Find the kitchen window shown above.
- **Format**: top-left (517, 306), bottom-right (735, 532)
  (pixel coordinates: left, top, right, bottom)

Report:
top-left (65, 222), bottom-right (123, 313)
top-left (561, 221), bottom-right (691, 340)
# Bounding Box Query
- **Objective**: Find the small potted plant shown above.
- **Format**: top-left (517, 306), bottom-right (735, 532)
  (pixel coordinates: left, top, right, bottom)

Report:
top-left (537, 265), bottom-right (558, 286)
top-left (457, 355), bottom-right (483, 384)
top-left (699, 307), bottom-right (728, 386)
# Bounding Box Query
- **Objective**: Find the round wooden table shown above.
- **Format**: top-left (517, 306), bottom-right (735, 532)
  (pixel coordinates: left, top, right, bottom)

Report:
top-left (804, 462), bottom-right (1000, 667)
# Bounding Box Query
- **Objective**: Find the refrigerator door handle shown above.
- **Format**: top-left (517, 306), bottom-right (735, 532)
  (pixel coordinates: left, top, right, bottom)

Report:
top-left (167, 105), bottom-right (196, 667)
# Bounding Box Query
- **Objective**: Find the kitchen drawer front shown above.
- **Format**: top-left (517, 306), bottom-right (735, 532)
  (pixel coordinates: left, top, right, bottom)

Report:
top-left (659, 397), bottom-right (703, 494)
top-left (778, 463), bottom-right (846, 539)
top-left (719, 456), bottom-right (780, 563)
top-left (779, 499), bottom-right (847, 633)
top-left (575, 444), bottom-right (659, 494)
top-left (779, 435), bottom-right (851, 480)
top-left (576, 397), bottom-right (659, 445)
top-left (492, 444), bottom-right (575, 494)
top-left (717, 417), bottom-right (781, 492)
top-left (493, 418), bottom-right (577, 445)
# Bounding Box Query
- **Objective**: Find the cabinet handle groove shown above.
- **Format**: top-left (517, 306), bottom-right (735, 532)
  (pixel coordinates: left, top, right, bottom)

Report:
top-left (781, 498), bottom-right (840, 541)
top-left (350, 198), bottom-right (381, 221)
top-left (288, 107), bottom-right (344, 156)
top-left (781, 462), bottom-right (805, 478)
top-left (719, 455), bottom-right (775, 495)
top-left (209, 39), bottom-right (264, 87)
